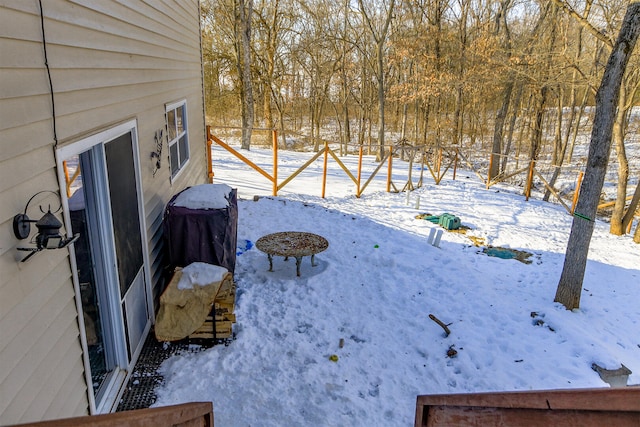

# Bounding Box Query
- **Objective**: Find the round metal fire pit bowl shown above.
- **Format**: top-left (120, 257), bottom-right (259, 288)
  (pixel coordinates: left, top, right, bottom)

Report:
top-left (255, 231), bottom-right (328, 277)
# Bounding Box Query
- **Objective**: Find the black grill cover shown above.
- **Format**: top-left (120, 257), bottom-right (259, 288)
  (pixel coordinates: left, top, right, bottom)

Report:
top-left (163, 186), bottom-right (238, 273)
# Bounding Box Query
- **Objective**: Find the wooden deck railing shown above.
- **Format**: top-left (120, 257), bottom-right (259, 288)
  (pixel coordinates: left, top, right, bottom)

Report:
top-left (12, 402), bottom-right (213, 427)
top-left (415, 387), bottom-right (640, 427)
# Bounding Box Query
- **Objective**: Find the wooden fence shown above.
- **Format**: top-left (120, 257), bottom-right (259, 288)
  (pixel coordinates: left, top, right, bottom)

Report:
top-left (207, 126), bottom-right (431, 198)
top-left (206, 127), bottom-right (638, 225)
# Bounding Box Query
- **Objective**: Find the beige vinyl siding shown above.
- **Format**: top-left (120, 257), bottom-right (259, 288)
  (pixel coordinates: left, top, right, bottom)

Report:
top-left (0, 120), bottom-right (55, 163)
top-left (145, 192), bottom-right (170, 305)
top-left (1, 0), bottom-right (206, 424)
top-left (0, 252), bottom-right (83, 423)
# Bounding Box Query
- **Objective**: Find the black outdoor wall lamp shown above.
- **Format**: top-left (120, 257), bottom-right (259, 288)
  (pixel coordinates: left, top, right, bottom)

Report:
top-left (13, 190), bottom-right (79, 263)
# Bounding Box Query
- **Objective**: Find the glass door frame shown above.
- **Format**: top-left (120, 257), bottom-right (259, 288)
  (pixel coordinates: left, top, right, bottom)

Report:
top-left (55, 119), bottom-right (154, 414)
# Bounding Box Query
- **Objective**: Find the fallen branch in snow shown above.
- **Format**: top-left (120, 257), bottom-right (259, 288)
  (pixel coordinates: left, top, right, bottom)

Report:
top-left (429, 314), bottom-right (451, 337)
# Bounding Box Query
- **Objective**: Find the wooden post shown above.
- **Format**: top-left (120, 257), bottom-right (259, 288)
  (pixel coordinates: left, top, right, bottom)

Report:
top-left (322, 141), bottom-right (329, 198)
top-left (62, 160), bottom-right (71, 198)
top-left (571, 171), bottom-right (584, 214)
top-left (356, 145), bottom-right (363, 198)
top-left (386, 146), bottom-right (393, 192)
top-left (487, 151), bottom-right (494, 189)
top-left (272, 129), bottom-right (278, 196)
top-left (525, 160), bottom-right (535, 201)
top-left (453, 148), bottom-right (458, 181)
top-left (206, 125), bottom-right (214, 184)
top-left (407, 153), bottom-right (414, 190)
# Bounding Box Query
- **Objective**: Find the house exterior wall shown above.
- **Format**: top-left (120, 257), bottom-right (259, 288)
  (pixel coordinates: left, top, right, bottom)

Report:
top-left (0, 1), bottom-right (207, 424)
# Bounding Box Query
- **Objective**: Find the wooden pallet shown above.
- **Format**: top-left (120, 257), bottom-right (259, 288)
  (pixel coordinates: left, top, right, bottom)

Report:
top-left (190, 319), bottom-right (234, 339)
top-left (189, 280), bottom-right (236, 340)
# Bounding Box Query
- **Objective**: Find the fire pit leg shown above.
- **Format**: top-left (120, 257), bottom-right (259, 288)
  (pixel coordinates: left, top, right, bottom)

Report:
top-left (267, 254), bottom-right (274, 272)
top-left (295, 256), bottom-right (303, 276)
top-left (311, 254), bottom-right (317, 267)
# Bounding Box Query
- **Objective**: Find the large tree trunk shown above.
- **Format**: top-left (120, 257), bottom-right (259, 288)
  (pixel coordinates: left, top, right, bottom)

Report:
top-left (236, 0), bottom-right (254, 150)
top-left (554, 3), bottom-right (640, 310)
top-left (492, 80), bottom-right (513, 178)
top-left (490, 0), bottom-right (513, 178)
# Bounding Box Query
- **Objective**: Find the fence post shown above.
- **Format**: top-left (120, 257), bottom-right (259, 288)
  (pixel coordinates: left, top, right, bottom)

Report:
top-left (487, 151), bottom-right (494, 190)
top-left (453, 148), bottom-right (458, 181)
top-left (356, 145), bottom-right (363, 198)
top-left (386, 145), bottom-right (393, 192)
top-left (571, 171), bottom-right (584, 214)
top-left (272, 129), bottom-right (278, 196)
top-left (322, 141), bottom-right (329, 198)
top-left (525, 160), bottom-right (535, 201)
top-left (206, 125), bottom-right (214, 184)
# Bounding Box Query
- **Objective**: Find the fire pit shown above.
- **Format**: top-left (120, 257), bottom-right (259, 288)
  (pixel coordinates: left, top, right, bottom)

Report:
top-left (255, 231), bottom-right (328, 277)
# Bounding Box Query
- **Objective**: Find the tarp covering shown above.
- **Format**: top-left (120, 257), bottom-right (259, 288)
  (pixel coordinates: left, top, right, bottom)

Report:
top-left (155, 266), bottom-right (234, 342)
top-left (163, 185), bottom-right (238, 273)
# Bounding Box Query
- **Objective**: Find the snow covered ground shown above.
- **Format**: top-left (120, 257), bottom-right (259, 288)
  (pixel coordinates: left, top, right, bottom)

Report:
top-left (152, 145), bottom-right (639, 427)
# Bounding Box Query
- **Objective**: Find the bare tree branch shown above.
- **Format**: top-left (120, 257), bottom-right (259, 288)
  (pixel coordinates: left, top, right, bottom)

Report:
top-left (550, 0), bottom-right (614, 48)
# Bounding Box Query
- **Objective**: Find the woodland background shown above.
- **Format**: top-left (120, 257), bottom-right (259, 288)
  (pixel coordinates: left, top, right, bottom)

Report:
top-left (199, 0), bottom-right (639, 240)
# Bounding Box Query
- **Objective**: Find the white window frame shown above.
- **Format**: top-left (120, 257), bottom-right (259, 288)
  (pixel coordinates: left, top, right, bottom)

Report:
top-left (165, 99), bottom-right (190, 181)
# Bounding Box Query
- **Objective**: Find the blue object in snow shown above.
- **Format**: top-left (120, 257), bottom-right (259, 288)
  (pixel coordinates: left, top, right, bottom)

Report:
top-left (236, 239), bottom-right (253, 256)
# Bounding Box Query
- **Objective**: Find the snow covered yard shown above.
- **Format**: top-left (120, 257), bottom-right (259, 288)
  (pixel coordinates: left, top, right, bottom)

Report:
top-left (152, 149), bottom-right (639, 427)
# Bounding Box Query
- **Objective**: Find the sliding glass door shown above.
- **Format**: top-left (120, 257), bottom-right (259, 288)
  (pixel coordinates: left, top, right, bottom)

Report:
top-left (57, 121), bottom-right (151, 413)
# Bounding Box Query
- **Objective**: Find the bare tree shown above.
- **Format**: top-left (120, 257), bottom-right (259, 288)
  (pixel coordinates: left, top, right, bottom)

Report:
top-left (235, 0), bottom-right (255, 150)
top-left (555, 0), bottom-right (640, 235)
top-left (610, 68), bottom-right (640, 234)
top-left (358, 0), bottom-right (396, 160)
top-left (554, 2), bottom-right (640, 310)
top-left (201, 1), bottom-right (240, 122)
top-left (543, 0), bottom-right (592, 200)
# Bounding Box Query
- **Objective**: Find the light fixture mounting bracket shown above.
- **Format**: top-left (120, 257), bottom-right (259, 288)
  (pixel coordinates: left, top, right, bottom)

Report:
top-left (13, 214), bottom-right (32, 240)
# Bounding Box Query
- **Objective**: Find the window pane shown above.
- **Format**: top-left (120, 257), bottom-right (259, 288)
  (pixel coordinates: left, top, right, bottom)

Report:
top-left (170, 143), bottom-right (179, 175)
top-left (176, 106), bottom-right (184, 134)
top-left (178, 135), bottom-right (189, 167)
top-left (167, 110), bottom-right (176, 141)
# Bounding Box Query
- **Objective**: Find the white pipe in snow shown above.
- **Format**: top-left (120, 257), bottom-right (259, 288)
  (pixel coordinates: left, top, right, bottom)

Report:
top-left (433, 229), bottom-right (443, 248)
